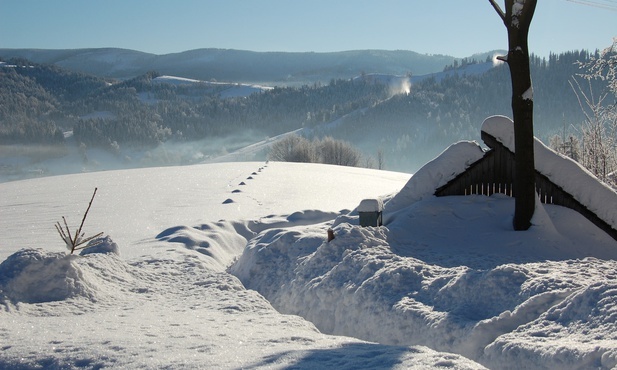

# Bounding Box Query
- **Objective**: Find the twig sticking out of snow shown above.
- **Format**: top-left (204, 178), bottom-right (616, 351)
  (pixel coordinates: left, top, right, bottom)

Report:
top-left (54, 188), bottom-right (104, 254)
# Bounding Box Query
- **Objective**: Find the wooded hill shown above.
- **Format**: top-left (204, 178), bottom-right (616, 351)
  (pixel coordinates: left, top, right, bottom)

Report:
top-left (0, 50), bottom-right (606, 172)
top-left (0, 48), bottom-right (460, 84)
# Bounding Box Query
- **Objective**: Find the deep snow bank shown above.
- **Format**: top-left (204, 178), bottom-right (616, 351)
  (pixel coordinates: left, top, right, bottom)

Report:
top-left (231, 136), bottom-right (617, 369)
top-left (154, 211), bottom-right (343, 272)
top-left (155, 220), bottom-right (250, 271)
top-left (0, 233), bottom-right (487, 370)
top-left (484, 278), bottom-right (617, 370)
top-left (0, 240), bottom-right (139, 305)
top-left (231, 211), bottom-right (617, 369)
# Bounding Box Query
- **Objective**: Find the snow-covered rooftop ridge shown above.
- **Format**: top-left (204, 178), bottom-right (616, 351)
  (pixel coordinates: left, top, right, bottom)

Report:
top-left (481, 115), bottom-right (617, 230)
top-left (385, 141), bottom-right (485, 217)
top-left (385, 115), bottom-right (617, 233)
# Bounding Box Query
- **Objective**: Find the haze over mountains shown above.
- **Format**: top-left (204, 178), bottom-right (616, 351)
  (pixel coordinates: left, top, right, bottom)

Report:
top-left (0, 46), bottom-right (600, 183)
top-left (0, 47), bottom-right (499, 85)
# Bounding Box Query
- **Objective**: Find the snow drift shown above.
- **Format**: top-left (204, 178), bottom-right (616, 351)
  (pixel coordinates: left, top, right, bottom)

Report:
top-left (230, 118), bottom-right (617, 369)
top-left (1, 137), bottom-right (617, 369)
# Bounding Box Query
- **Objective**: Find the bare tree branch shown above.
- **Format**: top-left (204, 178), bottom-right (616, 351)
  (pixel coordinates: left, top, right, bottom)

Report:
top-left (55, 222), bottom-right (68, 242)
top-left (488, 0), bottom-right (506, 22)
top-left (72, 232), bottom-right (105, 251)
top-left (74, 188), bottom-right (98, 245)
top-left (54, 188), bottom-right (103, 254)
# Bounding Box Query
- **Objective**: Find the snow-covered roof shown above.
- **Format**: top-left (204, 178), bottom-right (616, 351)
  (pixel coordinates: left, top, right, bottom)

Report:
top-left (385, 141), bottom-right (485, 216)
top-left (357, 198), bottom-right (383, 212)
top-left (386, 115), bottom-right (617, 235)
top-left (481, 115), bottom-right (617, 231)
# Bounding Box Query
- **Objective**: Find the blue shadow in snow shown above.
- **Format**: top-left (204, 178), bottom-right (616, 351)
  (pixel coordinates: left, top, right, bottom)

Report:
top-left (243, 342), bottom-right (426, 370)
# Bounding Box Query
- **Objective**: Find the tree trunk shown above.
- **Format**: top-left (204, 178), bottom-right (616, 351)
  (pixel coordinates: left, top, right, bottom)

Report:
top-left (491, 0), bottom-right (537, 230)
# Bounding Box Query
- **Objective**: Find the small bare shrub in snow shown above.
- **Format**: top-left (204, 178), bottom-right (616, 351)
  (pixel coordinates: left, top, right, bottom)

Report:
top-left (54, 187), bottom-right (104, 254)
top-left (268, 134), bottom-right (365, 167)
top-left (268, 134), bottom-right (317, 163)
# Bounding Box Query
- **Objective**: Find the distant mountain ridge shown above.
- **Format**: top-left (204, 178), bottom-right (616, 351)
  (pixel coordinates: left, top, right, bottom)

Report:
top-left (0, 47), bottom-right (500, 85)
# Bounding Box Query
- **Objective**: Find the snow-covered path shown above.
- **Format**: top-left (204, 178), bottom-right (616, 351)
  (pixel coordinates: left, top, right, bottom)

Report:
top-left (2, 159), bottom-right (617, 369)
top-left (1, 162), bottom-right (487, 369)
top-left (2, 247), bottom-right (485, 369)
top-left (0, 162), bottom-right (409, 262)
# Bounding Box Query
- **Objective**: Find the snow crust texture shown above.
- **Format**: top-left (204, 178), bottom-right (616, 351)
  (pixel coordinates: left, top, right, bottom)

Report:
top-left (2, 158), bottom-right (617, 369)
top-left (233, 212), bottom-right (617, 369)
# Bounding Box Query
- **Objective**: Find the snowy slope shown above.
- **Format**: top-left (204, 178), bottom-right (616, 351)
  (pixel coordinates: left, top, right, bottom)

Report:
top-left (1, 159), bottom-right (617, 369)
top-left (3, 163), bottom-right (485, 369)
top-left (152, 75), bottom-right (272, 98)
top-left (0, 162), bottom-right (408, 262)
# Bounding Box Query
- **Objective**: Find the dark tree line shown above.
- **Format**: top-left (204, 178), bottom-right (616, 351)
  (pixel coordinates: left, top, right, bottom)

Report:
top-left (1, 52), bottom-right (609, 169)
top-left (0, 66), bottom-right (65, 144)
top-left (71, 75), bottom-right (390, 148)
top-left (323, 50), bottom-right (607, 172)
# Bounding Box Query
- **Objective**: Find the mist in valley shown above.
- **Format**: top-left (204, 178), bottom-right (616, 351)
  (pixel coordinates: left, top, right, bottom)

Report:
top-left (0, 48), bottom-right (605, 183)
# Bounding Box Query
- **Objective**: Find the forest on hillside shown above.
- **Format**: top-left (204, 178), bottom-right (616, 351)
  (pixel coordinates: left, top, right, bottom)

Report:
top-left (327, 51), bottom-right (606, 170)
top-left (0, 49), bottom-right (611, 172)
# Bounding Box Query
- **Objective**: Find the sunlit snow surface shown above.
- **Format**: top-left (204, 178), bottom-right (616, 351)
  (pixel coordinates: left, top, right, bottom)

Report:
top-left (1, 158), bottom-right (617, 369)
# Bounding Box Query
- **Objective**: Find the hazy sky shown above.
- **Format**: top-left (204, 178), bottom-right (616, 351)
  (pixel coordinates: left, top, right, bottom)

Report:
top-left (1, 0), bottom-right (615, 58)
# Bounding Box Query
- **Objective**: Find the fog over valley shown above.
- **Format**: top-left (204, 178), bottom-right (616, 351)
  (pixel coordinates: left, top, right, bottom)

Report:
top-left (0, 47), bottom-right (608, 182)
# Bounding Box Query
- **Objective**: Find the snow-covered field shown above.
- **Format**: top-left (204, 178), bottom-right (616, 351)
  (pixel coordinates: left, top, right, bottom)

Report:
top-left (1, 153), bottom-right (617, 368)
